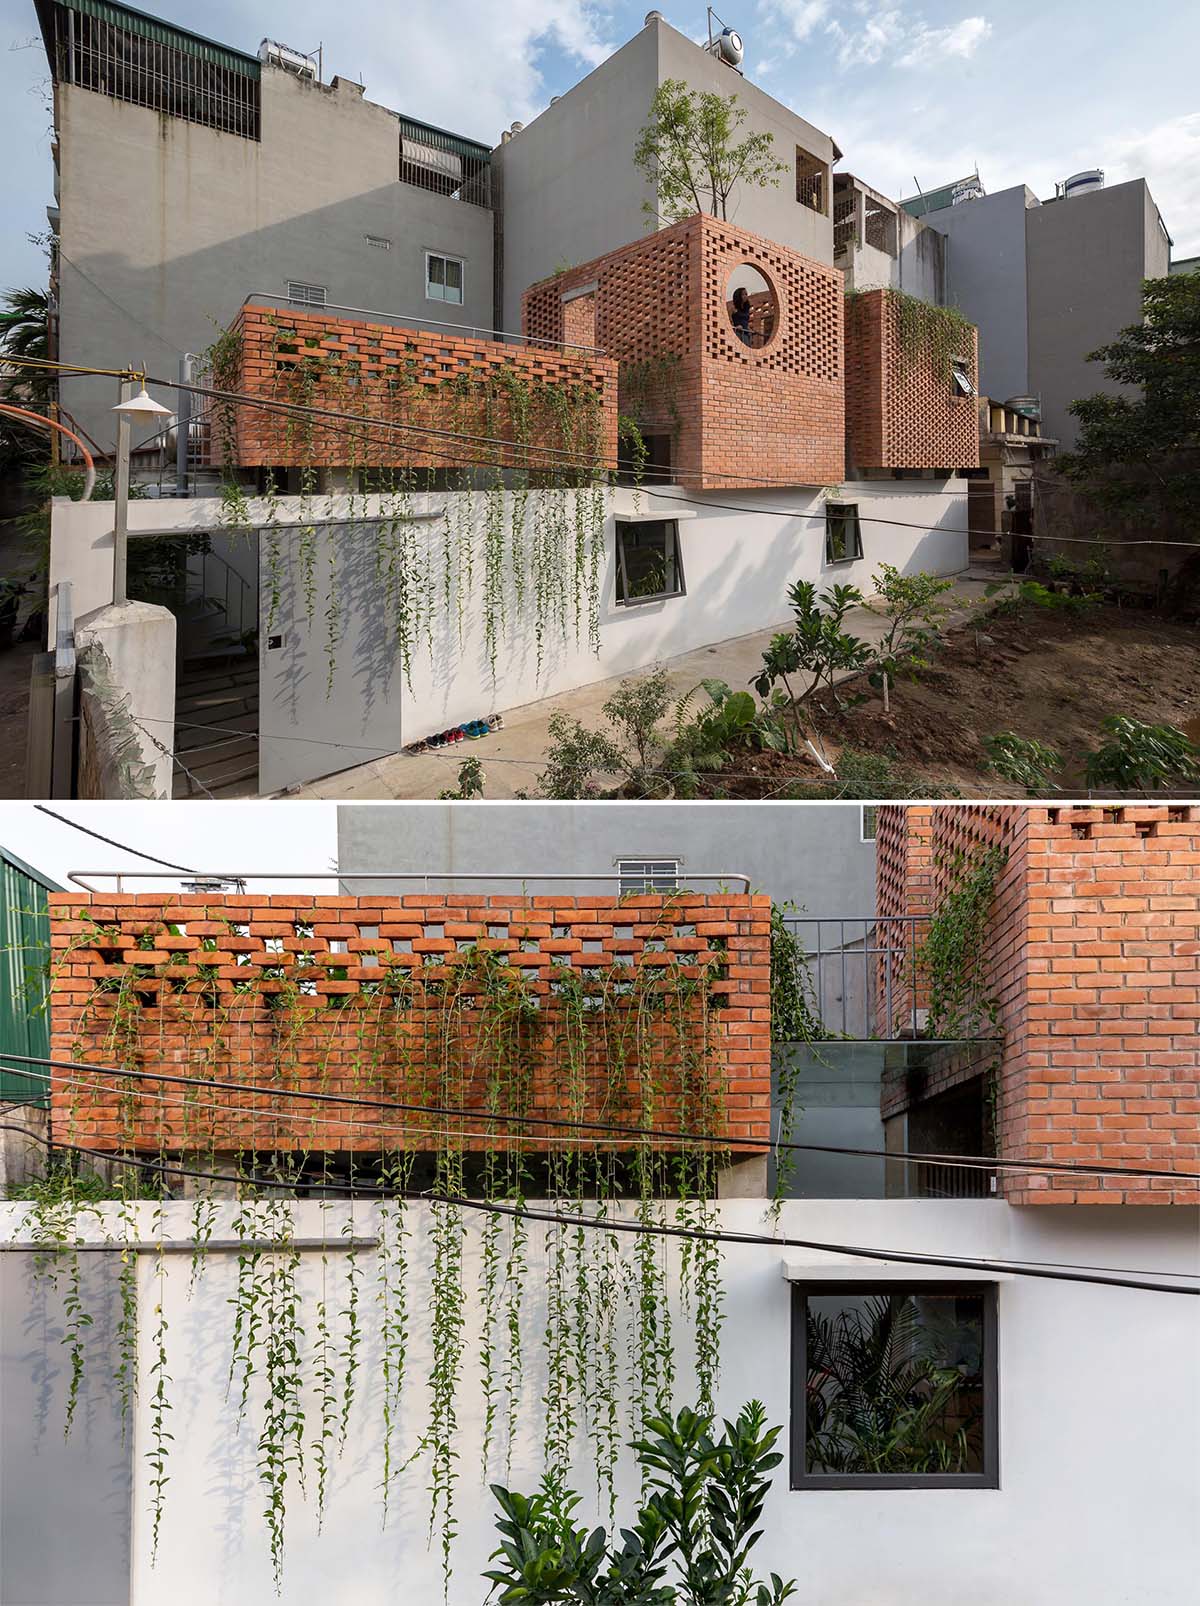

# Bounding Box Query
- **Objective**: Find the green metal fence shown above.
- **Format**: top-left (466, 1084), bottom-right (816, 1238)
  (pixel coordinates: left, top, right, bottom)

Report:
top-left (0, 848), bottom-right (60, 1105)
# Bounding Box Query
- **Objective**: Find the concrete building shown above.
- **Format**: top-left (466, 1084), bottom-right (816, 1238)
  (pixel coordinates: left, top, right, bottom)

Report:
top-left (900, 174), bottom-right (1173, 449)
top-left (336, 799), bottom-right (877, 913)
top-left (35, 0), bottom-right (497, 454)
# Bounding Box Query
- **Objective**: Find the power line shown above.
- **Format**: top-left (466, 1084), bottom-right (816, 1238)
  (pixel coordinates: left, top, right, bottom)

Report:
top-left (1, 1125), bottom-right (1192, 1297)
top-left (6, 1052), bottom-right (1198, 1185)
top-left (33, 805), bottom-right (199, 873)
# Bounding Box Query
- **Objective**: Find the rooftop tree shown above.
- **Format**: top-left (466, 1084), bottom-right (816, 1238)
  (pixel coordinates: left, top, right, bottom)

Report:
top-left (634, 79), bottom-right (788, 225)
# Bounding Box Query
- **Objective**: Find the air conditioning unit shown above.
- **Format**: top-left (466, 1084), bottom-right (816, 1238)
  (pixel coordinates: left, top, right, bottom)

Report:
top-left (259, 39), bottom-right (316, 78)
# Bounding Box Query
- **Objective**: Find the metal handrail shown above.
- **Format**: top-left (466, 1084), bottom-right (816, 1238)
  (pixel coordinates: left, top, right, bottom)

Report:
top-left (240, 292), bottom-right (607, 357)
top-left (68, 870), bottom-right (753, 893)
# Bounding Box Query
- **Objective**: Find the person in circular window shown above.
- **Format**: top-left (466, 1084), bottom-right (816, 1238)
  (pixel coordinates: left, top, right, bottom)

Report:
top-left (731, 286), bottom-right (753, 345)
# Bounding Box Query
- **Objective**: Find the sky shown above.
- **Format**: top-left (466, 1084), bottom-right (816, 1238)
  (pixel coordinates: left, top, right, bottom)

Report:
top-left (1, 0), bottom-right (1198, 293)
top-left (0, 800), bottom-right (337, 891)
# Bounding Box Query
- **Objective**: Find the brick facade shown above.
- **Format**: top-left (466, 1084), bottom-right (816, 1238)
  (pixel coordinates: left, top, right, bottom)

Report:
top-left (877, 805), bottom-right (1200, 1204)
top-left (48, 893), bottom-right (771, 1157)
top-left (219, 304), bottom-right (618, 473)
top-left (523, 214), bottom-right (844, 491)
top-left (845, 289), bottom-right (980, 471)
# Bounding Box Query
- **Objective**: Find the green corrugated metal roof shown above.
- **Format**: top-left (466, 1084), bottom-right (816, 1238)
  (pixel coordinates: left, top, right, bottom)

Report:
top-left (397, 114), bottom-right (492, 162)
top-left (0, 848), bottom-right (59, 1105)
top-left (900, 176), bottom-right (979, 218)
top-left (50, 0), bottom-right (261, 77)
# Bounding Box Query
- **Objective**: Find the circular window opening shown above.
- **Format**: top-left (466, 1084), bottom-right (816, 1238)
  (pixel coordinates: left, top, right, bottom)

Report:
top-left (725, 264), bottom-right (778, 350)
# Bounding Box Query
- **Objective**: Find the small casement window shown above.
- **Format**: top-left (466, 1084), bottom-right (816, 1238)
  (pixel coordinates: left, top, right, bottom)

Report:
top-left (791, 1282), bottom-right (999, 1489)
top-left (614, 519), bottom-right (685, 606)
top-left (286, 281), bottom-right (327, 307)
top-left (825, 503), bottom-right (863, 564)
top-left (796, 146), bottom-right (828, 214)
top-left (426, 252), bottom-right (465, 304)
top-left (618, 859), bottom-right (680, 896)
top-left (951, 357), bottom-right (976, 397)
top-left (861, 804), bottom-right (878, 841)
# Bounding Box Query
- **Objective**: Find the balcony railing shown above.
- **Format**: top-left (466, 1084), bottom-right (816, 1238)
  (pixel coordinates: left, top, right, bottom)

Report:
top-left (779, 915), bottom-right (997, 1041)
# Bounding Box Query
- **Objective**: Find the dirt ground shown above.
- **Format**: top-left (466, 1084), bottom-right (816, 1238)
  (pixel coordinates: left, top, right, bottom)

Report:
top-left (707, 599), bottom-right (1200, 798)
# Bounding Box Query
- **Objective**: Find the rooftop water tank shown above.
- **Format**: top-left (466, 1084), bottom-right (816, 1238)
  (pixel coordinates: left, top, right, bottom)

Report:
top-left (1063, 169), bottom-right (1104, 199)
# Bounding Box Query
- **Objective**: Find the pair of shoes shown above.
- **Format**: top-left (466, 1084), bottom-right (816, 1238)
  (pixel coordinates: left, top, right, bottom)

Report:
top-left (404, 740), bottom-right (430, 756)
top-left (487, 711), bottom-right (504, 730)
top-left (428, 728), bottom-right (463, 747)
top-left (463, 719), bottom-right (490, 739)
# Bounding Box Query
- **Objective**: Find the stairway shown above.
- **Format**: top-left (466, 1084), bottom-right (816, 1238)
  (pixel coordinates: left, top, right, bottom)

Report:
top-left (173, 650), bottom-right (259, 798)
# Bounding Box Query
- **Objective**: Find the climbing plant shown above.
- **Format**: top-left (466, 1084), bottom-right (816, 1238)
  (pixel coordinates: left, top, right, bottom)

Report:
top-left (201, 320), bottom-right (614, 693)
top-left (885, 289), bottom-right (974, 384)
top-left (11, 898), bottom-right (742, 1599)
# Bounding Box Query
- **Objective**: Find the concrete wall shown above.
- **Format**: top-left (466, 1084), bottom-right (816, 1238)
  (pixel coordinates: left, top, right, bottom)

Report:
top-left (498, 16), bottom-right (836, 329)
top-left (927, 185), bottom-right (1038, 405)
top-left (55, 66), bottom-right (494, 451)
top-left (1026, 179), bottom-right (1169, 449)
top-left (1, 1198), bottom-right (1194, 1605)
top-left (50, 482), bottom-right (968, 794)
top-left (336, 801), bottom-right (876, 913)
top-left (0, 1252), bottom-right (131, 1605)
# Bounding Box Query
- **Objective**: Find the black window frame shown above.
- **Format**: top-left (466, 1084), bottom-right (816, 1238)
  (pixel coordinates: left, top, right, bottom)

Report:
top-left (614, 520), bottom-right (686, 607)
top-left (790, 1279), bottom-right (999, 1490)
top-left (824, 502), bottom-right (863, 565)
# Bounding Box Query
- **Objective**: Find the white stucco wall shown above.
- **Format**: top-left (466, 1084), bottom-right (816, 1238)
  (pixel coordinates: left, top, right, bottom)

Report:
top-left (49, 483), bottom-right (968, 794)
top-left (1, 1198), bottom-right (1194, 1605)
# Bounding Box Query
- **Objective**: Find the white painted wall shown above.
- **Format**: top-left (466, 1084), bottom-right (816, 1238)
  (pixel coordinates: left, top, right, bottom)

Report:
top-left (1, 1198), bottom-right (1194, 1605)
top-left (50, 483), bottom-right (968, 794)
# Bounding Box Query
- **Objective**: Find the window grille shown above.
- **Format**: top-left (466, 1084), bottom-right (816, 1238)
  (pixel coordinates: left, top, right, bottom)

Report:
top-left (864, 197), bottom-right (898, 256)
top-left (796, 146), bottom-right (828, 214)
top-left (617, 860), bottom-right (680, 896)
top-left (399, 116), bottom-right (492, 207)
top-left (42, 0), bottom-right (261, 140)
top-left (286, 282), bottom-right (327, 307)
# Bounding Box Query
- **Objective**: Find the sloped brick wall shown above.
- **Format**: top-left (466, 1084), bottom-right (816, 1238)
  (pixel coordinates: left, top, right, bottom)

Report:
top-left (845, 289), bottom-right (980, 471)
top-left (48, 893), bottom-right (771, 1157)
top-left (876, 805), bottom-right (1200, 1204)
top-left (221, 305), bottom-right (618, 472)
top-left (523, 214), bottom-right (844, 490)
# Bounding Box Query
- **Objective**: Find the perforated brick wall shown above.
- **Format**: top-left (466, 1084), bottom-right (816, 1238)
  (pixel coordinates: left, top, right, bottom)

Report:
top-left (221, 305), bottom-right (618, 473)
top-left (48, 893), bottom-right (771, 1157)
top-left (876, 805), bottom-right (1200, 1203)
top-left (844, 289), bottom-right (980, 471)
top-left (523, 214), bottom-right (844, 490)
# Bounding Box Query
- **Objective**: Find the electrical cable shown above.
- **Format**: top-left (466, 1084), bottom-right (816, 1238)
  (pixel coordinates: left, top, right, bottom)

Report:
top-left (23, 1069), bottom-right (1200, 1280)
top-left (6, 1052), bottom-right (1198, 1185)
top-left (33, 805), bottom-right (200, 873)
top-left (1, 1124), bottom-right (1193, 1297)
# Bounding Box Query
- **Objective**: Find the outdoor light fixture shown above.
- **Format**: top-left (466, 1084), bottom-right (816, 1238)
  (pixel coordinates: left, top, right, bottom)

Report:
top-left (112, 384), bottom-right (173, 420)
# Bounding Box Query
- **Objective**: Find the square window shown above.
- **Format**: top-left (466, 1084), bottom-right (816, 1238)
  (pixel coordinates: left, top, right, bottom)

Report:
top-left (615, 520), bottom-right (685, 606)
top-left (426, 252), bottom-right (465, 305)
top-left (825, 503), bottom-right (863, 564)
top-left (791, 1282), bottom-right (998, 1488)
top-left (286, 281), bottom-right (327, 307)
top-left (796, 146), bottom-right (828, 214)
top-left (618, 859), bottom-right (680, 896)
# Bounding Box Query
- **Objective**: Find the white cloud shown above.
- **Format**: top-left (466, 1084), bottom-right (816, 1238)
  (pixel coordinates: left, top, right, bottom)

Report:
top-left (1100, 111), bottom-right (1200, 256)
top-left (758, 0), bottom-right (831, 41)
top-left (897, 15), bottom-right (992, 66)
top-left (826, 6), bottom-right (907, 68)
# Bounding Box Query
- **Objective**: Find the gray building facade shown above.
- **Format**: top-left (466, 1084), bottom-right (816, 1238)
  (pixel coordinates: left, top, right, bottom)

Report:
top-left (337, 801), bottom-right (876, 917)
top-left (907, 176), bottom-right (1172, 447)
top-left (494, 14), bottom-right (839, 332)
top-left (38, 0), bottom-right (496, 453)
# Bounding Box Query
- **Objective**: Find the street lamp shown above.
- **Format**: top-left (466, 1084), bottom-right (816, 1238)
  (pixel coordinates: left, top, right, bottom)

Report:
top-left (111, 379), bottom-right (173, 605)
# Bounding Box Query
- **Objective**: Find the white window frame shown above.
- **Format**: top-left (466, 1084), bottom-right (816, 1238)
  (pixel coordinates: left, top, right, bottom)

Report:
top-left (824, 503), bottom-right (863, 565)
top-left (951, 357), bottom-right (976, 397)
top-left (425, 250), bottom-right (465, 305)
top-left (860, 805), bottom-right (878, 842)
top-left (617, 859), bottom-right (680, 896)
top-left (286, 281), bottom-right (327, 307)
